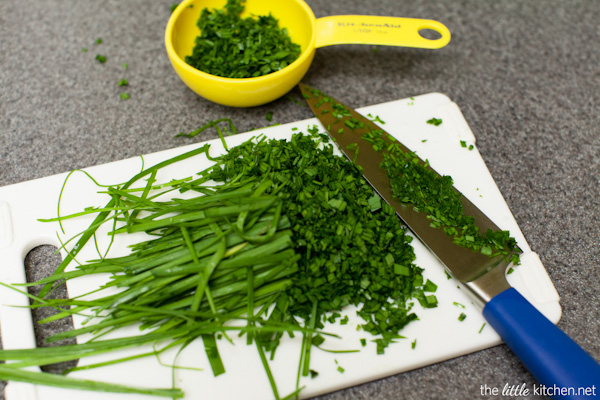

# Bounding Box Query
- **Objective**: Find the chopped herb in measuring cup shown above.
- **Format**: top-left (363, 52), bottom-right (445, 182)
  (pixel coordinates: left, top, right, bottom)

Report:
top-left (185, 0), bottom-right (301, 78)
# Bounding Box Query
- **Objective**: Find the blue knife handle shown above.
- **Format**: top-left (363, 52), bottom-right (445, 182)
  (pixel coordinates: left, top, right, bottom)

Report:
top-left (483, 288), bottom-right (600, 399)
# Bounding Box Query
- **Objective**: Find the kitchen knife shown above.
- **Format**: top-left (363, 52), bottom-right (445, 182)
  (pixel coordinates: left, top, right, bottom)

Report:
top-left (299, 83), bottom-right (600, 398)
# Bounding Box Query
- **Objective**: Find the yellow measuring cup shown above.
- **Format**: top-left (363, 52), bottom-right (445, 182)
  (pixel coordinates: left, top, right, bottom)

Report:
top-left (165, 0), bottom-right (450, 107)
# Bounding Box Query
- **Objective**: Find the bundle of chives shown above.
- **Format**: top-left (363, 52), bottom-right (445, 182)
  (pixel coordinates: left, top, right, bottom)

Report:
top-left (1, 143), bottom-right (311, 399)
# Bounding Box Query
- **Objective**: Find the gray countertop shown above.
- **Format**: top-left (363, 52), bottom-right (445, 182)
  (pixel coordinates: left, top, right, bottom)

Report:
top-left (1, 1), bottom-right (599, 399)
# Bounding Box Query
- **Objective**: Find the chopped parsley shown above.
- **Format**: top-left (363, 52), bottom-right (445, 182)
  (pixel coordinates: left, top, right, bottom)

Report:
top-left (427, 118), bottom-right (443, 126)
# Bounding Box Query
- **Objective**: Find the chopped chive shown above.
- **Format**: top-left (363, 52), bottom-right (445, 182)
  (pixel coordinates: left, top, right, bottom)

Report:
top-left (302, 86), bottom-right (521, 269)
top-left (0, 365), bottom-right (183, 398)
top-left (185, 0), bottom-right (301, 78)
top-left (2, 119), bottom-right (439, 399)
top-left (423, 279), bottom-right (437, 292)
top-left (425, 295), bottom-right (438, 307)
top-left (427, 118), bottom-right (442, 126)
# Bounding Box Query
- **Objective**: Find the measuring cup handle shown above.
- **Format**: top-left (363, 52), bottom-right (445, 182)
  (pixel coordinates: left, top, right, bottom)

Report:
top-left (315, 15), bottom-right (450, 49)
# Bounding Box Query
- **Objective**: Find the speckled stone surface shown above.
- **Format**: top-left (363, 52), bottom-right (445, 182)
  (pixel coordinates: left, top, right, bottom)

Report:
top-left (1, 1), bottom-right (599, 399)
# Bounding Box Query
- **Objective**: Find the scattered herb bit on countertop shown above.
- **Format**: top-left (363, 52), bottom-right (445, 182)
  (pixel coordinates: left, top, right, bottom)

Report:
top-left (118, 79), bottom-right (129, 87)
top-left (120, 93), bottom-right (130, 100)
top-left (458, 312), bottom-right (467, 321)
top-left (427, 117), bottom-right (442, 126)
top-left (265, 111), bottom-right (274, 122)
top-left (95, 54), bottom-right (107, 63)
top-left (185, 0), bottom-right (301, 78)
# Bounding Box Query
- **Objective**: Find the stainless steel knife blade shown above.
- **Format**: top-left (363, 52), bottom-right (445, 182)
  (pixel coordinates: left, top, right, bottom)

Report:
top-left (298, 83), bottom-right (516, 305)
top-left (299, 83), bottom-right (600, 392)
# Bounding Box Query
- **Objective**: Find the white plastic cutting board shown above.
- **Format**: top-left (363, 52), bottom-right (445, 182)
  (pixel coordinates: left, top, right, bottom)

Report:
top-left (0, 93), bottom-right (561, 400)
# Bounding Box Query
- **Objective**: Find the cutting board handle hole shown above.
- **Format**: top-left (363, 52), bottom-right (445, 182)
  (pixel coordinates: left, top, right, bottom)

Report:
top-left (24, 245), bottom-right (79, 373)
